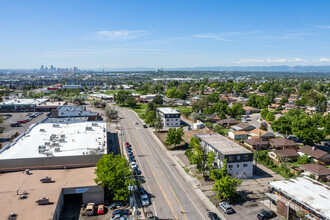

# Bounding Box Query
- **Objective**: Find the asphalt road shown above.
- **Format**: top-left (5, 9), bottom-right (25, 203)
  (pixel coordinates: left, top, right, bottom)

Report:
top-left (117, 107), bottom-right (210, 220)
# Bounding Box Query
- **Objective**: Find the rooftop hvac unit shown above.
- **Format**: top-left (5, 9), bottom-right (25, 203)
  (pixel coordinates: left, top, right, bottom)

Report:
top-left (38, 146), bottom-right (46, 149)
top-left (54, 143), bottom-right (59, 147)
top-left (40, 128), bottom-right (46, 132)
top-left (39, 149), bottom-right (46, 154)
top-left (86, 127), bottom-right (93, 131)
top-left (46, 152), bottom-right (53, 157)
top-left (53, 124), bottom-right (60, 127)
top-left (60, 134), bottom-right (65, 138)
top-left (59, 138), bottom-right (65, 143)
top-left (45, 142), bottom-right (50, 146)
top-left (54, 147), bottom-right (60, 152)
top-left (92, 123), bottom-right (98, 126)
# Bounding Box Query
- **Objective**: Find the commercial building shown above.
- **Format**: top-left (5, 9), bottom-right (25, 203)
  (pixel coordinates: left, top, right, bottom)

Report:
top-left (87, 93), bottom-right (113, 101)
top-left (195, 133), bottom-right (253, 178)
top-left (268, 177), bottom-right (330, 220)
top-left (36, 101), bottom-right (67, 112)
top-left (0, 121), bottom-right (107, 171)
top-left (0, 99), bottom-right (48, 112)
top-left (0, 167), bottom-right (103, 220)
top-left (156, 107), bottom-right (181, 127)
top-left (51, 105), bottom-right (101, 121)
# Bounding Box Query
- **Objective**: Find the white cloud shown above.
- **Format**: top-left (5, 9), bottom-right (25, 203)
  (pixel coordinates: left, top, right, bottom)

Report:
top-left (315, 25), bottom-right (330, 29)
top-left (193, 34), bottom-right (230, 42)
top-left (319, 58), bottom-right (330, 62)
top-left (94, 30), bottom-right (150, 41)
top-left (236, 58), bottom-right (307, 64)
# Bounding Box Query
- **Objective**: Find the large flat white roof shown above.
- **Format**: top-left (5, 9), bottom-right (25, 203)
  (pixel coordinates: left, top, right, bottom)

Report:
top-left (196, 133), bottom-right (252, 155)
top-left (0, 121), bottom-right (107, 159)
top-left (269, 177), bottom-right (330, 218)
top-left (0, 98), bottom-right (48, 105)
top-left (157, 107), bottom-right (180, 114)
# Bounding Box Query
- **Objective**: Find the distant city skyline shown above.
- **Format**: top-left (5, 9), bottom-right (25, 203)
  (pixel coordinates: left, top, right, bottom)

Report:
top-left (1, 0), bottom-right (330, 69)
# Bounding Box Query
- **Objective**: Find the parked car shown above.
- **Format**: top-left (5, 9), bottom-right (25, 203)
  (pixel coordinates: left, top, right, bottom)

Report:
top-left (10, 122), bottom-right (21, 127)
top-left (208, 212), bottom-right (220, 220)
top-left (125, 142), bottom-right (130, 146)
top-left (127, 148), bottom-right (132, 153)
top-left (257, 211), bottom-right (276, 220)
top-left (141, 194), bottom-right (150, 206)
top-left (113, 209), bottom-right (130, 216)
top-left (97, 204), bottom-right (105, 215)
top-left (134, 168), bottom-right (141, 175)
top-left (18, 120), bottom-right (27, 123)
top-left (109, 201), bottom-right (126, 210)
top-left (219, 202), bottom-right (234, 214)
top-left (4, 114), bottom-right (12, 117)
top-left (85, 203), bottom-right (95, 216)
top-left (147, 217), bottom-right (159, 220)
top-left (130, 162), bottom-right (138, 169)
top-left (25, 117), bottom-right (32, 122)
top-left (129, 156), bottom-right (135, 163)
top-left (143, 124), bottom-right (148, 128)
top-left (3, 116), bottom-right (9, 120)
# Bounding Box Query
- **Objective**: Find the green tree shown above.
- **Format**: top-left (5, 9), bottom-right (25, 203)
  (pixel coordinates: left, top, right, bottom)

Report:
top-left (266, 112), bottom-right (275, 122)
top-left (105, 105), bottom-right (118, 121)
top-left (144, 110), bottom-right (157, 126)
top-left (164, 126), bottom-right (184, 148)
top-left (214, 125), bottom-right (225, 135)
top-left (152, 95), bottom-right (164, 105)
top-left (206, 151), bottom-right (216, 173)
top-left (210, 159), bottom-right (228, 181)
top-left (218, 111), bottom-right (226, 120)
top-left (94, 154), bottom-right (133, 201)
top-left (213, 175), bottom-right (242, 200)
top-left (154, 115), bottom-right (163, 131)
top-left (260, 108), bottom-right (269, 119)
top-left (114, 91), bottom-right (131, 105)
top-left (125, 96), bottom-right (137, 108)
top-left (291, 114), bottom-right (325, 145)
top-left (297, 153), bottom-right (313, 164)
top-left (271, 116), bottom-right (292, 138)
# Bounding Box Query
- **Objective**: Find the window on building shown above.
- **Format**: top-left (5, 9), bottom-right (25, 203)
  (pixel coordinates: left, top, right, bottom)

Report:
top-left (237, 164), bottom-right (240, 168)
top-left (228, 165), bottom-right (233, 168)
top-left (167, 119), bottom-right (169, 121)
top-left (237, 156), bottom-right (240, 160)
top-left (243, 155), bottom-right (249, 160)
top-left (243, 164), bottom-right (248, 167)
top-left (228, 156), bottom-right (234, 161)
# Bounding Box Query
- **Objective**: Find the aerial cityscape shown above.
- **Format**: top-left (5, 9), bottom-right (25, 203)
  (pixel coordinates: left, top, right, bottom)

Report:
top-left (0, 1), bottom-right (330, 220)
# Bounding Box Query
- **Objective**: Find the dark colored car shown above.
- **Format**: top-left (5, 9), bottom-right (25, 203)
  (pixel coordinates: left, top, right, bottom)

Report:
top-left (257, 211), bottom-right (276, 220)
top-left (112, 209), bottom-right (130, 216)
top-left (109, 201), bottom-right (126, 210)
top-left (208, 212), bottom-right (221, 220)
top-left (4, 114), bottom-right (12, 117)
top-left (129, 156), bottom-right (135, 163)
top-left (143, 124), bottom-right (148, 128)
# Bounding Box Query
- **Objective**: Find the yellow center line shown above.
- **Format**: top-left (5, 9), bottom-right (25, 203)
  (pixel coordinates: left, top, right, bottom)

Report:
top-left (132, 128), bottom-right (188, 220)
top-left (129, 127), bottom-right (178, 220)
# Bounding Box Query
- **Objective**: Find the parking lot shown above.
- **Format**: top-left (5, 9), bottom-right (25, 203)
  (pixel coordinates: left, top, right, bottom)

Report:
top-left (0, 112), bottom-right (46, 146)
top-left (79, 204), bottom-right (133, 220)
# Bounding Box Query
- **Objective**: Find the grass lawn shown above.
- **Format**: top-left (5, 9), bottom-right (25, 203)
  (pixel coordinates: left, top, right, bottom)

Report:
top-left (116, 103), bottom-right (148, 116)
top-left (170, 106), bottom-right (192, 116)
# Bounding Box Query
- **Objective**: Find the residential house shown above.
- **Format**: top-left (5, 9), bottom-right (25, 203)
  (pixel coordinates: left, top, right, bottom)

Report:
top-left (228, 131), bottom-right (249, 140)
top-left (249, 128), bottom-right (275, 140)
top-left (268, 149), bottom-right (299, 164)
top-left (195, 133), bottom-right (254, 178)
top-left (268, 103), bottom-right (281, 110)
top-left (285, 104), bottom-right (299, 110)
top-left (243, 106), bottom-right (260, 114)
top-left (299, 164), bottom-right (330, 182)
top-left (299, 146), bottom-right (330, 165)
top-left (269, 138), bottom-right (299, 150)
top-left (230, 123), bottom-right (256, 132)
top-left (217, 119), bottom-right (239, 128)
top-left (244, 138), bottom-right (270, 150)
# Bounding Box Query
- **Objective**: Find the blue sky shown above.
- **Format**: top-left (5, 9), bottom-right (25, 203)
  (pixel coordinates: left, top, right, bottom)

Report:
top-left (1, 0), bottom-right (330, 69)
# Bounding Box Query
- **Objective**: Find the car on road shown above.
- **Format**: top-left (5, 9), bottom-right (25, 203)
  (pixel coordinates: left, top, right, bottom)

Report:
top-left (135, 121), bottom-right (138, 125)
top-left (141, 194), bottom-right (150, 206)
top-left (219, 202), bottom-right (234, 214)
top-left (139, 186), bottom-right (146, 195)
top-left (208, 212), bottom-right (220, 220)
top-left (147, 217), bottom-right (159, 220)
top-left (129, 156), bottom-right (135, 163)
top-left (143, 124), bottom-right (148, 128)
top-left (18, 120), bottom-right (27, 123)
top-left (109, 201), bottom-right (126, 210)
top-left (257, 211), bottom-right (276, 219)
top-left (127, 148), bottom-right (132, 153)
top-left (111, 214), bottom-right (128, 220)
top-left (125, 142), bottom-right (130, 146)
top-left (97, 204), bottom-right (105, 215)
